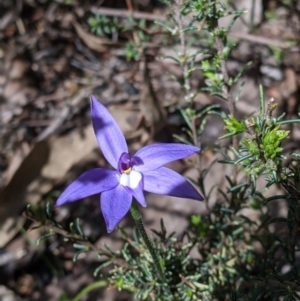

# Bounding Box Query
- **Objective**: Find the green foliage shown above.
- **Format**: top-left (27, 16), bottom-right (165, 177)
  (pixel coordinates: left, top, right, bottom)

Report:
top-left (87, 13), bottom-right (154, 60)
top-left (191, 0), bottom-right (227, 28)
top-left (190, 215), bottom-right (209, 237)
top-left (270, 46), bottom-right (284, 63)
top-left (261, 126), bottom-right (289, 159)
top-left (88, 15), bottom-right (121, 36)
top-left (58, 280), bottom-right (108, 301)
top-left (220, 97), bottom-right (292, 182)
top-left (265, 7), bottom-right (279, 23)
top-left (124, 41), bottom-right (141, 61)
top-left (106, 215), bottom-right (254, 301)
top-left (223, 115), bottom-right (246, 135)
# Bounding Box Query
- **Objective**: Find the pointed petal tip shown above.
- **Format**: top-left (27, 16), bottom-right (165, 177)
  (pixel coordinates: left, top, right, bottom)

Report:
top-left (90, 95), bottom-right (105, 114)
top-left (196, 194), bottom-right (204, 201)
top-left (101, 186), bottom-right (132, 234)
top-left (188, 145), bottom-right (201, 154)
top-left (55, 168), bottom-right (119, 208)
top-left (90, 94), bottom-right (97, 101)
top-left (55, 195), bottom-right (70, 207)
top-left (190, 189), bottom-right (204, 202)
top-left (55, 196), bottom-right (78, 208)
top-left (107, 228), bottom-right (114, 233)
top-left (143, 167), bottom-right (204, 202)
top-left (55, 200), bottom-right (62, 207)
top-left (90, 95), bottom-right (100, 106)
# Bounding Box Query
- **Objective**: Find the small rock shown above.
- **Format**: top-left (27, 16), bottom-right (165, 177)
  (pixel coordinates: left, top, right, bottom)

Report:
top-left (260, 65), bottom-right (284, 81)
top-left (0, 285), bottom-right (23, 301)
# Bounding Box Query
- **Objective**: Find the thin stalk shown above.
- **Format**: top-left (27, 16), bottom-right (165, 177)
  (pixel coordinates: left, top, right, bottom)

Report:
top-left (213, 4), bottom-right (238, 184)
top-left (281, 180), bottom-right (300, 263)
top-left (175, 0), bottom-right (190, 94)
top-left (174, 0), bottom-right (201, 175)
top-left (130, 201), bottom-right (166, 283)
top-left (23, 211), bottom-right (130, 269)
top-left (72, 280), bottom-right (108, 301)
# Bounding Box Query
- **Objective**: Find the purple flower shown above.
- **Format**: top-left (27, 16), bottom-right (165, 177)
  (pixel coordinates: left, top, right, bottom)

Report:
top-left (56, 96), bottom-right (203, 232)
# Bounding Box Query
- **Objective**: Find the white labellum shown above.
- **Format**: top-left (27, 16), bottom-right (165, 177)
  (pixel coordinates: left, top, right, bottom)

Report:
top-left (119, 170), bottom-right (142, 189)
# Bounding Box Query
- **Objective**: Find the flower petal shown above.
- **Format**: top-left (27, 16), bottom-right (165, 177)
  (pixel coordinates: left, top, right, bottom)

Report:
top-left (90, 95), bottom-right (128, 169)
top-left (101, 185), bottom-right (132, 232)
top-left (56, 169), bottom-right (119, 206)
top-left (123, 178), bottom-right (147, 208)
top-left (134, 143), bottom-right (200, 172)
top-left (143, 167), bottom-right (204, 201)
top-left (119, 170), bottom-right (146, 207)
top-left (130, 181), bottom-right (147, 207)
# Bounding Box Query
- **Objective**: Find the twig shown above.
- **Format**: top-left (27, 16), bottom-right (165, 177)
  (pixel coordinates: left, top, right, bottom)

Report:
top-left (125, 0), bottom-right (134, 13)
top-left (90, 6), bottom-right (163, 21)
top-left (34, 91), bottom-right (71, 104)
top-left (281, 180), bottom-right (300, 263)
top-left (23, 211), bottom-right (131, 269)
top-left (213, 10), bottom-right (239, 183)
top-left (90, 7), bottom-right (291, 48)
top-left (35, 81), bottom-right (103, 142)
top-left (173, 0), bottom-right (201, 171)
top-left (229, 31), bottom-right (290, 49)
top-left (174, 0), bottom-right (189, 93)
top-left (240, 278), bottom-right (300, 292)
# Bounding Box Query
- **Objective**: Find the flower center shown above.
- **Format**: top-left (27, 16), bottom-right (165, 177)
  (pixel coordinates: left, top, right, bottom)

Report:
top-left (118, 152), bottom-right (137, 174)
top-left (117, 152), bottom-right (142, 189)
top-left (123, 167), bottom-right (132, 174)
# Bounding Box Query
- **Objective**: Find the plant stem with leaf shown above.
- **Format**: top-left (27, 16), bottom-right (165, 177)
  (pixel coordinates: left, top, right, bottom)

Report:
top-left (72, 280), bottom-right (108, 301)
top-left (130, 201), bottom-right (166, 283)
top-left (213, 3), bottom-right (238, 183)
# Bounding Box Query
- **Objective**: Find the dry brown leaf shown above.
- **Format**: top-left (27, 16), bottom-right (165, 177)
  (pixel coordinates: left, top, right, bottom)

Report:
top-left (4, 142), bottom-right (30, 185)
top-left (108, 104), bottom-right (148, 143)
top-left (72, 20), bottom-right (119, 53)
top-left (0, 125), bottom-right (98, 247)
top-left (109, 104), bottom-right (139, 133)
